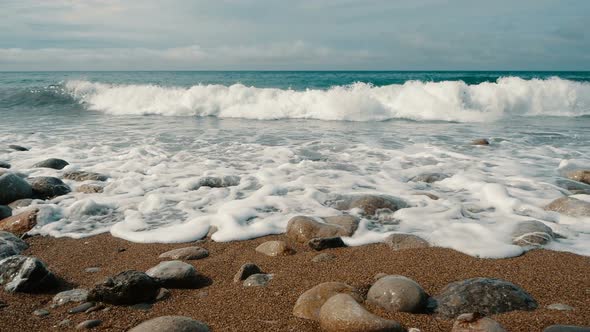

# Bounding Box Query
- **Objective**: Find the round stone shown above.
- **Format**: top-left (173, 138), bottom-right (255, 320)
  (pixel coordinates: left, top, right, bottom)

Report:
top-left (367, 275), bottom-right (427, 313)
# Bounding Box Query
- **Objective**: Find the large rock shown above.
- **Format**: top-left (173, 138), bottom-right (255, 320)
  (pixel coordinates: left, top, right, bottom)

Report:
top-left (367, 275), bottom-right (427, 313)
top-left (159, 247), bottom-right (209, 261)
top-left (0, 173), bottom-right (33, 205)
top-left (87, 270), bottom-right (159, 305)
top-left (384, 234), bottom-right (430, 250)
top-left (190, 176), bottom-right (240, 190)
top-left (319, 293), bottom-right (404, 332)
top-left (410, 173), bottom-right (449, 183)
top-left (52, 288), bottom-right (89, 307)
top-left (0, 231), bottom-right (28, 259)
top-left (255, 241), bottom-right (295, 256)
top-left (0, 161), bottom-right (10, 169)
top-left (146, 260), bottom-right (201, 288)
top-left (63, 171), bottom-right (108, 182)
top-left (512, 220), bottom-right (554, 247)
top-left (286, 215), bottom-right (359, 243)
top-left (128, 316), bottom-right (210, 332)
top-left (233, 263), bottom-right (262, 282)
top-left (32, 158), bottom-right (69, 170)
top-left (0, 208), bottom-right (39, 235)
top-left (452, 313), bottom-right (506, 332)
top-left (293, 282), bottom-right (363, 321)
top-left (8, 145), bottom-right (28, 151)
top-left (0, 205), bottom-right (11, 220)
top-left (434, 278), bottom-right (538, 318)
top-left (0, 255), bottom-right (58, 292)
top-left (28, 176), bottom-right (71, 199)
top-left (566, 170), bottom-right (590, 185)
top-left (545, 197), bottom-right (590, 217)
top-left (332, 195), bottom-right (408, 216)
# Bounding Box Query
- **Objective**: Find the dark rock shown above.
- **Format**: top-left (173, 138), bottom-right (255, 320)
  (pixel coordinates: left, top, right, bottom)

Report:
top-left (472, 139), bottom-right (490, 145)
top-left (63, 171), bottom-right (108, 182)
top-left (367, 275), bottom-right (427, 313)
top-left (0, 206), bottom-right (12, 220)
top-left (159, 247), bottom-right (209, 261)
top-left (308, 237), bottom-right (346, 251)
top-left (545, 197), bottom-right (590, 217)
top-left (293, 282), bottom-right (363, 321)
top-left (512, 220), bottom-right (554, 246)
top-left (243, 273), bottom-right (272, 287)
top-left (233, 263), bottom-right (262, 282)
top-left (543, 326), bottom-right (590, 332)
top-left (286, 215), bottom-right (358, 243)
top-left (146, 260), bottom-right (201, 288)
top-left (546, 303), bottom-right (574, 311)
top-left (68, 302), bottom-right (94, 314)
top-left (452, 313), bottom-right (506, 332)
top-left (0, 255), bottom-right (58, 293)
top-left (28, 176), bottom-right (71, 199)
top-left (331, 195), bottom-right (408, 216)
top-left (76, 319), bottom-right (102, 329)
top-left (0, 208), bottom-right (39, 235)
top-left (312, 253), bottom-right (336, 263)
top-left (76, 184), bottom-right (104, 194)
top-left (0, 161), bottom-right (10, 169)
top-left (410, 173), bottom-right (449, 183)
top-left (434, 278), bottom-right (537, 318)
top-left (87, 270), bottom-right (159, 305)
top-left (0, 231), bottom-right (28, 259)
top-left (8, 145), bottom-right (28, 151)
top-left (0, 173), bottom-right (33, 205)
top-left (32, 158), bottom-right (69, 170)
top-left (128, 316), bottom-right (210, 332)
top-left (385, 233), bottom-right (430, 250)
top-left (155, 288), bottom-right (171, 302)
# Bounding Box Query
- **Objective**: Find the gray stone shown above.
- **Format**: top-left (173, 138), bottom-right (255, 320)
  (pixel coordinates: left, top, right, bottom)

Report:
top-left (155, 288), bottom-right (171, 302)
top-left (331, 195), bottom-right (408, 216)
top-left (191, 176), bottom-right (240, 190)
top-left (319, 293), bottom-right (404, 332)
top-left (76, 184), bottom-right (104, 194)
top-left (0, 206), bottom-right (12, 219)
top-left (512, 220), bottom-right (554, 246)
top-left (87, 270), bottom-right (159, 305)
top-left (84, 303), bottom-right (105, 313)
top-left (146, 260), bottom-right (201, 288)
top-left (159, 247), bottom-right (209, 261)
top-left (566, 170), bottom-right (590, 185)
top-left (410, 173), bottom-right (449, 183)
top-left (32, 158), bottom-right (69, 170)
top-left (0, 231), bottom-right (28, 260)
top-left (233, 263), bottom-right (262, 282)
top-left (68, 302), bottom-right (94, 314)
top-left (312, 253), bottom-right (336, 263)
top-left (308, 237), bottom-right (346, 251)
top-left (63, 171), bottom-right (108, 182)
top-left (243, 273), bottom-right (272, 287)
top-left (128, 316), bottom-right (210, 332)
top-left (76, 319), bottom-right (102, 329)
top-left (0, 173), bottom-right (33, 205)
top-left (255, 240), bottom-right (295, 256)
top-left (452, 313), bottom-right (506, 332)
top-left (367, 275), bottom-right (427, 313)
top-left (28, 176), bottom-right (71, 199)
top-left (33, 308), bottom-right (50, 317)
top-left (384, 233), bottom-right (430, 250)
top-left (546, 303), bottom-right (574, 311)
top-left (286, 215), bottom-right (359, 243)
top-left (434, 278), bottom-right (538, 318)
top-left (0, 161), bottom-right (10, 169)
top-left (545, 197), bottom-right (590, 217)
top-left (52, 288), bottom-right (89, 307)
top-left (8, 145), bottom-right (28, 151)
top-left (0, 255), bottom-right (57, 292)
top-left (543, 326), bottom-right (590, 332)
top-left (293, 282), bottom-right (364, 321)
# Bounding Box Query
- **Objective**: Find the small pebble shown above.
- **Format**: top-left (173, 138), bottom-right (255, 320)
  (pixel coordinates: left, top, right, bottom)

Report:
top-left (76, 319), bottom-right (102, 330)
top-left (547, 303), bottom-right (574, 311)
top-left (68, 302), bottom-right (94, 314)
top-left (85, 267), bottom-right (101, 273)
top-left (33, 309), bottom-right (49, 317)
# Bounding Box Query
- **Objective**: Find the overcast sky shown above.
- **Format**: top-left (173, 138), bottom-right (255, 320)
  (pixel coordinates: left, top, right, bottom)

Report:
top-left (0, 0), bottom-right (588, 70)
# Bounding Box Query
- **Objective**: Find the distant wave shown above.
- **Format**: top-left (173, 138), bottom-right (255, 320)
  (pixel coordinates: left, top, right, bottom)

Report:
top-left (50, 77), bottom-right (590, 122)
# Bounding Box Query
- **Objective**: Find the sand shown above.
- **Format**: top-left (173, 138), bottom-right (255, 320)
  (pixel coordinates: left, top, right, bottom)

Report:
top-left (1, 233), bottom-right (589, 331)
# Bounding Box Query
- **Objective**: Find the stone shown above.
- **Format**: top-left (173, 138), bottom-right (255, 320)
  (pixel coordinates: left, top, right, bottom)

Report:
top-left (155, 288), bottom-right (171, 301)
top-left (233, 263), bottom-right (262, 282)
top-left (128, 316), bottom-right (210, 332)
top-left (367, 275), bottom-right (428, 313)
top-left (410, 173), bottom-right (449, 183)
top-left (63, 171), bottom-right (108, 182)
top-left (545, 197), bottom-right (590, 217)
top-left (52, 288), bottom-right (89, 307)
top-left (191, 176), bottom-right (240, 190)
top-left (0, 161), bottom-right (10, 169)
top-left (85, 303), bottom-right (105, 313)
top-left (146, 260), bottom-right (201, 288)
top-left (319, 293), bottom-right (404, 332)
top-left (255, 240), bottom-right (295, 256)
top-left (0, 208), bottom-right (39, 235)
top-left (286, 215), bottom-right (359, 243)
top-left (243, 273), bottom-right (272, 287)
top-left (76, 319), bottom-right (102, 329)
top-left (512, 220), bottom-right (554, 246)
top-left (543, 326), bottom-right (590, 332)
top-left (32, 158), bottom-right (69, 170)
top-left (384, 233), bottom-right (430, 250)
top-left (76, 184), bottom-right (104, 194)
top-left (8, 198), bottom-right (34, 209)
top-left (434, 277), bottom-right (538, 318)
top-left (452, 313), bottom-right (506, 332)
top-left (87, 270), bottom-right (159, 305)
top-left (0, 231), bottom-right (28, 259)
top-left (0, 173), bottom-right (33, 205)
top-left (85, 267), bottom-right (101, 273)
top-left (68, 302), bottom-right (94, 314)
top-left (546, 303), bottom-right (574, 311)
top-left (28, 176), bottom-right (71, 199)
top-left (567, 170), bottom-right (590, 185)
top-left (308, 237), bottom-right (346, 251)
top-left (312, 253), bottom-right (336, 263)
top-left (0, 255), bottom-right (58, 293)
top-left (293, 282), bottom-right (364, 321)
top-left (8, 145), bottom-right (28, 151)
top-left (472, 139), bottom-right (490, 145)
top-left (33, 308), bottom-right (50, 317)
top-left (159, 247), bottom-right (209, 260)
top-left (0, 206), bottom-right (12, 220)
top-left (332, 195), bottom-right (408, 216)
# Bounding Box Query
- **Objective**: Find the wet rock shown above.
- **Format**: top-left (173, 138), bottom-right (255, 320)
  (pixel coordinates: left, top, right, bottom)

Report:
top-left (512, 220), bottom-right (554, 246)
top-left (545, 197), bottom-right (590, 217)
top-left (8, 198), bottom-right (34, 209)
top-left (410, 173), bottom-right (449, 183)
top-left (293, 282), bottom-right (363, 321)
top-left (243, 273), bottom-right (272, 287)
top-left (434, 277), bottom-right (538, 318)
top-left (312, 253), bottom-right (336, 263)
top-left (28, 176), bottom-right (71, 199)
top-left (0, 255), bottom-right (58, 293)
top-left (0, 231), bottom-right (28, 259)
top-left (32, 158), bottom-right (69, 170)
top-left (384, 233), bottom-right (430, 250)
top-left (68, 302), bottom-right (94, 314)
top-left (286, 215), bottom-right (359, 243)
top-left (155, 288), bottom-right (171, 302)
top-left (146, 260), bottom-right (201, 288)
top-left (159, 247), bottom-right (209, 261)
top-left (308, 237), bottom-right (346, 251)
top-left (76, 184), bottom-right (104, 194)
top-left (546, 303), bottom-right (574, 311)
top-left (191, 176), bottom-right (240, 190)
top-left (472, 139), bottom-right (490, 145)
top-left (367, 275), bottom-right (427, 313)
top-left (566, 170), bottom-right (590, 185)
top-left (255, 240), bottom-right (295, 256)
top-left (543, 325), bottom-right (590, 332)
top-left (233, 263), bottom-right (262, 282)
top-left (63, 171), bottom-right (108, 182)
top-left (319, 293), bottom-right (404, 332)
top-left (76, 319), bottom-right (102, 329)
top-left (33, 308), bottom-right (50, 317)
top-left (0, 173), bottom-right (33, 205)
top-left (52, 288), bottom-right (89, 307)
top-left (0, 161), bottom-right (10, 169)
top-left (332, 195), bottom-right (408, 216)
top-left (0, 205), bottom-right (12, 220)
top-left (0, 208), bottom-right (38, 235)
top-left (87, 270), bottom-right (159, 305)
top-left (128, 316), bottom-right (210, 332)
top-left (8, 145), bottom-right (28, 151)
top-left (452, 313), bottom-right (506, 332)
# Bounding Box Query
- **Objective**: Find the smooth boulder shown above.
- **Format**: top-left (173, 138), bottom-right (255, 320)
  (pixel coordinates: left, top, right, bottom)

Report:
top-left (8, 145), bottom-right (28, 151)
top-left (32, 158), bottom-right (69, 170)
top-left (191, 176), bottom-right (240, 190)
top-left (566, 170), bottom-right (590, 185)
top-left (159, 247), bottom-right (209, 261)
top-left (0, 231), bottom-right (28, 259)
top-left (87, 270), bottom-right (159, 305)
top-left (545, 197), bottom-right (590, 217)
top-left (0, 255), bottom-right (58, 292)
top-left (63, 171), bottom-right (108, 182)
top-left (512, 220), bottom-right (554, 246)
top-left (0, 161), bottom-right (10, 169)
top-left (52, 288), bottom-right (89, 307)
top-left (452, 313), bottom-right (506, 332)
top-left (0, 173), bottom-right (33, 205)
top-left (286, 215), bottom-right (359, 243)
top-left (146, 260), bottom-right (201, 288)
top-left (28, 176), bottom-right (71, 199)
top-left (332, 195), bottom-right (408, 216)
top-left (308, 237), bottom-right (346, 251)
top-left (384, 233), bottom-right (430, 250)
top-left (367, 275), bottom-right (427, 313)
top-left (0, 208), bottom-right (39, 235)
top-left (129, 316), bottom-right (210, 332)
top-left (293, 282), bottom-right (363, 321)
top-left (255, 241), bottom-right (295, 256)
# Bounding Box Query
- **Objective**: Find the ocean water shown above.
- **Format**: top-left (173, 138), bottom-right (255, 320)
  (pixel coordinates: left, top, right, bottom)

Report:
top-left (1, 71), bottom-right (589, 258)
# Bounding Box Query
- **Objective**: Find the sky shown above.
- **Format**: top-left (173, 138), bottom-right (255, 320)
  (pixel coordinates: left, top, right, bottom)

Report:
top-left (0, 0), bottom-right (588, 71)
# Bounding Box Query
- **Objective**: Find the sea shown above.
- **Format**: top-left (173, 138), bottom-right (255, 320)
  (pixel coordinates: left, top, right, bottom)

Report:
top-left (1, 71), bottom-right (589, 258)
